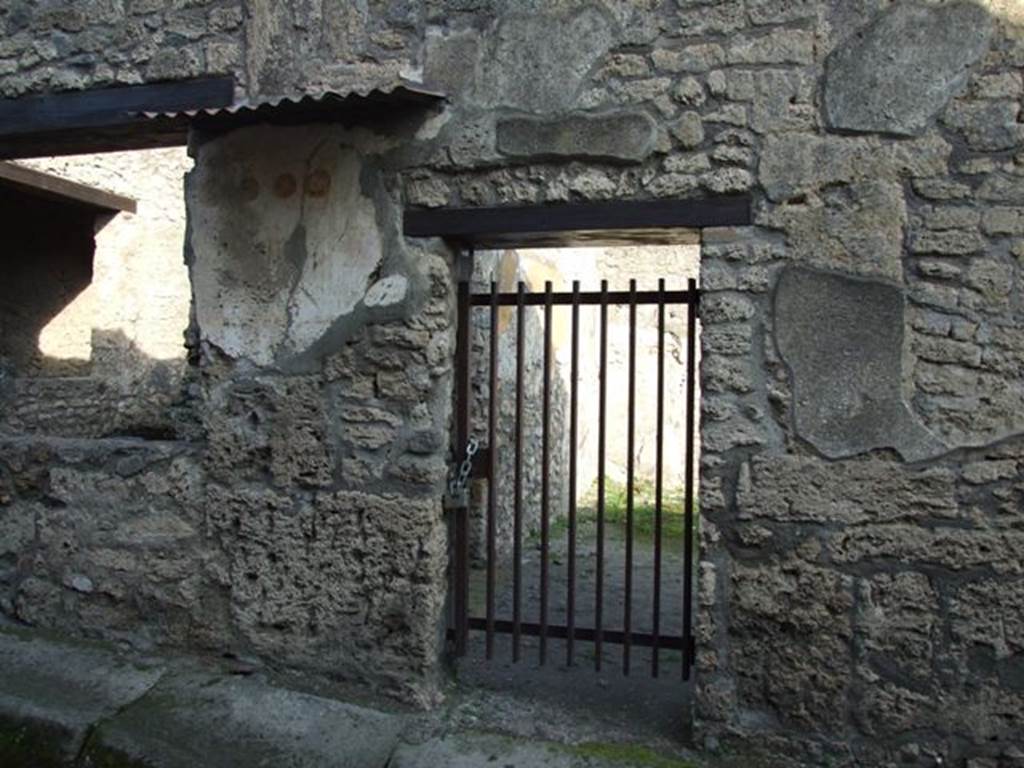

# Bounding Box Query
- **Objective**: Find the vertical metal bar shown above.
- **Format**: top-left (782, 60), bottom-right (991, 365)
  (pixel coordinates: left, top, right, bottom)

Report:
top-left (683, 278), bottom-right (698, 681)
top-left (486, 280), bottom-right (499, 660)
top-left (540, 281), bottom-right (553, 665)
top-left (453, 265), bottom-right (473, 657)
top-left (652, 278), bottom-right (665, 677)
top-left (513, 280), bottom-right (525, 662)
top-left (595, 279), bottom-right (608, 671)
top-left (624, 278), bottom-right (637, 676)
top-left (567, 280), bottom-right (580, 668)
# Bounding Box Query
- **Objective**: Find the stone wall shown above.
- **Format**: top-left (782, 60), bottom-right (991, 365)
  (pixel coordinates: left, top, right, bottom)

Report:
top-left (0, 0), bottom-right (421, 101)
top-left (466, 250), bottom-right (572, 563)
top-left (0, 185), bottom-right (95, 376)
top-left (2, 0), bottom-right (1023, 762)
top-left (0, 122), bottom-right (456, 704)
top-left (183, 123), bottom-right (455, 704)
top-left (0, 436), bottom-right (224, 648)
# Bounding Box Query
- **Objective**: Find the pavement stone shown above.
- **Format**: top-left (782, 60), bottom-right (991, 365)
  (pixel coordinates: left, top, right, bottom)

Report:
top-left (0, 623), bottom-right (699, 768)
top-left (81, 671), bottom-right (406, 768)
top-left (0, 625), bottom-right (165, 767)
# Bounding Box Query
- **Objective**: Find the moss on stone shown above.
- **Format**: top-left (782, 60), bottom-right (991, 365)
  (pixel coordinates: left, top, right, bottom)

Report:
top-left (0, 720), bottom-right (67, 768)
top-left (564, 740), bottom-right (696, 768)
top-left (79, 742), bottom-right (153, 768)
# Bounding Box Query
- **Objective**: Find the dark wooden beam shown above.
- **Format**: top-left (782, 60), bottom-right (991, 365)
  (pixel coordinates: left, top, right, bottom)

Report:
top-left (0, 161), bottom-right (136, 213)
top-left (403, 196), bottom-right (752, 248)
top-left (0, 77), bottom-right (234, 159)
top-left (0, 77), bottom-right (234, 137)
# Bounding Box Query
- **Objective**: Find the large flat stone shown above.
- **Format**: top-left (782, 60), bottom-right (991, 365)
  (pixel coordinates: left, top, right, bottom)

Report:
top-left (82, 672), bottom-right (406, 768)
top-left (774, 268), bottom-right (945, 461)
top-left (757, 179), bottom-right (907, 280)
top-left (736, 455), bottom-right (959, 525)
top-left (758, 133), bottom-right (950, 202)
top-left (0, 626), bottom-right (165, 767)
top-left (496, 111), bottom-right (657, 164)
top-left (479, 8), bottom-right (615, 112)
top-left (824, 1), bottom-right (994, 136)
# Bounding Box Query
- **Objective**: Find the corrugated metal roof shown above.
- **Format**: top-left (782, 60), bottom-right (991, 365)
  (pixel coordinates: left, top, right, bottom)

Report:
top-left (0, 77), bottom-right (445, 160)
top-left (138, 81), bottom-right (446, 122)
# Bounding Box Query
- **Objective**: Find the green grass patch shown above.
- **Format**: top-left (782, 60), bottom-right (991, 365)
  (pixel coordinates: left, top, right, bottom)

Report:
top-left (555, 476), bottom-right (697, 540)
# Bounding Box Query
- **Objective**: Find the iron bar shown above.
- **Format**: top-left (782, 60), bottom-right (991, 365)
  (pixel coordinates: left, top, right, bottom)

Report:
top-left (595, 279), bottom-right (608, 671)
top-left (567, 281), bottom-right (580, 667)
top-left (683, 277), bottom-right (698, 680)
top-left (540, 281), bottom-right (553, 665)
top-left (652, 278), bottom-right (665, 677)
top-left (486, 280), bottom-right (499, 660)
top-left (624, 279), bottom-right (636, 676)
top-left (469, 289), bottom-right (697, 307)
top-left (453, 275), bottom-right (472, 657)
top-left (513, 281), bottom-right (525, 662)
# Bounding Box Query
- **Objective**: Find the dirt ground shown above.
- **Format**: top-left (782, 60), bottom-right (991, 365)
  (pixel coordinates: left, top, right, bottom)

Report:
top-left (455, 515), bottom-right (695, 751)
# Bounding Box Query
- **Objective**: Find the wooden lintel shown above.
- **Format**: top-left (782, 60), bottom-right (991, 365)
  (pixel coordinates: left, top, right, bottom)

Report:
top-left (0, 161), bottom-right (137, 213)
top-left (403, 196), bottom-right (752, 248)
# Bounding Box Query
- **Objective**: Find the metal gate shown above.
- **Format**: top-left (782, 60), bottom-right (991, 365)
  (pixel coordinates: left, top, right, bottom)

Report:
top-left (447, 269), bottom-right (699, 680)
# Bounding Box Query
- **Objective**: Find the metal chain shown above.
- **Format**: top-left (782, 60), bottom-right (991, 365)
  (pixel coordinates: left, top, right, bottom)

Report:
top-left (448, 436), bottom-right (480, 497)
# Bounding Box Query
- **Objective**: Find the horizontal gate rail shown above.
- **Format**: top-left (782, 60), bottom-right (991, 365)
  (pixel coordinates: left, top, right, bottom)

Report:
top-left (466, 618), bottom-right (687, 651)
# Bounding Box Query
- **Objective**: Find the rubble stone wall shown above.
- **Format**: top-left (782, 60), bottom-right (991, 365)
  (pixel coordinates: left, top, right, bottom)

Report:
top-left (181, 123), bottom-right (455, 704)
top-left (1, 0), bottom-right (1023, 762)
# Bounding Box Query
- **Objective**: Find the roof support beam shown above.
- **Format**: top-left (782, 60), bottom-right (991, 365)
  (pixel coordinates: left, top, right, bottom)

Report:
top-left (0, 162), bottom-right (136, 213)
top-left (0, 77), bottom-right (234, 159)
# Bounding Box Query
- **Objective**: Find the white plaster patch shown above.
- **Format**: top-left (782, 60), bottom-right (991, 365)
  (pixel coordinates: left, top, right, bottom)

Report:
top-left (285, 146), bottom-right (383, 353)
top-left (364, 274), bottom-right (409, 308)
top-left (187, 125), bottom-right (387, 365)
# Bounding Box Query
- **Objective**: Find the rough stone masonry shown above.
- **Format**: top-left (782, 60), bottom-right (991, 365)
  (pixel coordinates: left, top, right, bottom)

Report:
top-left (0, 0), bottom-right (1023, 766)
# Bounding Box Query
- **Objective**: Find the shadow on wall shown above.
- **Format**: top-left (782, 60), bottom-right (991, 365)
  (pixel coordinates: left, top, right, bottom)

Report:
top-left (0, 185), bottom-right (99, 377)
top-left (0, 151), bottom-right (194, 440)
top-left (0, 187), bottom-right (189, 439)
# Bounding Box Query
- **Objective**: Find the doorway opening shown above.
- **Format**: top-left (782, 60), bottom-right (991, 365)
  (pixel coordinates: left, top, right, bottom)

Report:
top-left (449, 243), bottom-right (702, 743)
top-left (403, 194), bottom-right (749, 742)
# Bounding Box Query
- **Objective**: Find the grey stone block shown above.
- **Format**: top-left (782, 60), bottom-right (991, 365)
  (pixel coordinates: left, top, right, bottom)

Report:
top-left (824, 1), bottom-right (993, 136)
top-left (774, 268), bottom-right (945, 461)
top-left (480, 8), bottom-right (615, 112)
top-left (496, 111), bottom-right (657, 164)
